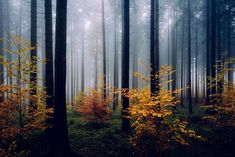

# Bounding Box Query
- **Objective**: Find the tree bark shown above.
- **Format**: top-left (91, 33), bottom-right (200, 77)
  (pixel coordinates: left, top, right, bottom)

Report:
top-left (206, 0), bottom-right (211, 104)
top-left (150, 0), bottom-right (160, 95)
top-left (0, 0), bottom-right (3, 102)
top-left (102, 0), bottom-right (107, 98)
top-left (54, 0), bottom-right (70, 154)
top-left (210, 0), bottom-right (216, 102)
top-left (122, 0), bottom-right (130, 132)
top-left (187, 0), bottom-right (192, 113)
top-left (45, 0), bottom-right (54, 108)
top-left (30, 0), bottom-right (38, 111)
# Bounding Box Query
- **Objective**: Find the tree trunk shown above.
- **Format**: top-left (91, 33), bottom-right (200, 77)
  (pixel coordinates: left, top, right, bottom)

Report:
top-left (54, 0), bottom-right (70, 154)
top-left (45, 0), bottom-right (54, 108)
top-left (122, 0), bottom-right (130, 132)
top-left (150, 0), bottom-right (160, 95)
top-left (227, 0), bottom-right (232, 83)
top-left (187, 0), bottom-right (192, 113)
top-left (113, 0), bottom-right (119, 110)
top-left (210, 0), bottom-right (216, 102)
top-left (102, 0), bottom-right (107, 98)
top-left (195, 15), bottom-right (198, 104)
top-left (81, 14), bottom-right (85, 92)
top-left (181, 1), bottom-right (185, 107)
top-left (30, 0), bottom-right (38, 111)
top-left (206, 0), bottom-right (211, 104)
top-left (0, 0), bottom-right (3, 102)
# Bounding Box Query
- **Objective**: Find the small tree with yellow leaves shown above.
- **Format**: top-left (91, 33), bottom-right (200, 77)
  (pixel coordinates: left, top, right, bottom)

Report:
top-left (127, 66), bottom-right (203, 156)
top-left (76, 89), bottom-right (112, 124)
top-left (0, 36), bottom-right (51, 156)
top-left (203, 57), bottom-right (235, 127)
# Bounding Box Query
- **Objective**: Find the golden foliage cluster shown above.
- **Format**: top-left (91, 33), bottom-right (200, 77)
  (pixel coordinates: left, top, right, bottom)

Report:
top-left (0, 36), bottom-right (51, 156)
top-left (127, 66), bottom-right (203, 155)
top-left (204, 57), bottom-right (235, 126)
top-left (75, 89), bottom-right (112, 123)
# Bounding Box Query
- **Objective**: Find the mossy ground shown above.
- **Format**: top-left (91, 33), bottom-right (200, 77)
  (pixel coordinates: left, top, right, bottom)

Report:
top-left (21, 106), bottom-right (235, 157)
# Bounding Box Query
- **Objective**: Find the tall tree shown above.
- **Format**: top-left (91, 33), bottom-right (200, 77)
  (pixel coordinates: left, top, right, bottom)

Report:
top-left (216, 0), bottom-right (223, 95)
top-left (195, 12), bottom-right (199, 104)
top-left (30, 0), bottom-right (38, 111)
top-left (102, 0), bottom-right (107, 98)
top-left (206, 0), bottom-right (211, 104)
top-left (227, 0), bottom-right (232, 83)
top-left (81, 14), bottom-right (85, 91)
top-left (113, 0), bottom-right (119, 110)
top-left (150, 0), bottom-right (160, 94)
top-left (172, 6), bottom-right (177, 94)
top-left (187, 0), bottom-right (192, 113)
top-left (45, 0), bottom-right (53, 108)
top-left (0, 0), bottom-right (3, 102)
top-left (122, 0), bottom-right (130, 132)
top-left (181, 0), bottom-right (186, 107)
top-left (210, 0), bottom-right (216, 99)
top-left (54, 0), bottom-right (70, 154)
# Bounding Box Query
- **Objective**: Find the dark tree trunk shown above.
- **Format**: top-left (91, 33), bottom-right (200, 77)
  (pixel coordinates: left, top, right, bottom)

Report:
top-left (102, 0), bottom-right (107, 98)
top-left (150, 0), bottom-right (160, 95)
top-left (45, 0), bottom-right (54, 108)
top-left (0, 0), bottom-right (3, 102)
top-left (210, 0), bottom-right (216, 101)
top-left (181, 2), bottom-right (185, 107)
top-left (54, 0), bottom-right (70, 154)
top-left (113, 0), bottom-right (119, 110)
top-left (195, 15), bottom-right (198, 104)
top-left (206, 0), bottom-right (211, 104)
top-left (227, 0), bottom-right (232, 83)
top-left (167, 13), bottom-right (171, 90)
top-left (30, 0), bottom-right (38, 111)
top-left (187, 0), bottom-right (192, 113)
top-left (217, 0), bottom-right (223, 95)
top-left (122, 0), bottom-right (130, 132)
top-left (81, 14), bottom-right (85, 92)
top-left (6, 0), bottom-right (12, 87)
top-left (172, 7), bottom-right (177, 94)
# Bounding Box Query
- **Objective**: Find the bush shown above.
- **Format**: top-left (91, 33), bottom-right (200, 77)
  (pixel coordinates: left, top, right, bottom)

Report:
top-left (203, 57), bottom-right (235, 127)
top-left (0, 36), bottom-right (51, 156)
top-left (76, 90), bottom-right (112, 123)
top-left (127, 66), bottom-right (203, 156)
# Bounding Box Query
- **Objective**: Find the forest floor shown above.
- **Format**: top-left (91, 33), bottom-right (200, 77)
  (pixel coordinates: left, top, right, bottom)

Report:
top-left (27, 107), bottom-right (235, 157)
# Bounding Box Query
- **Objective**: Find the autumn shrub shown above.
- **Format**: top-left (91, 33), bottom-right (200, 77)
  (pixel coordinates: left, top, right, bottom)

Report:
top-left (76, 89), bottom-right (112, 124)
top-left (203, 57), bottom-right (235, 127)
top-left (0, 36), bottom-right (51, 156)
top-left (127, 66), bottom-right (203, 156)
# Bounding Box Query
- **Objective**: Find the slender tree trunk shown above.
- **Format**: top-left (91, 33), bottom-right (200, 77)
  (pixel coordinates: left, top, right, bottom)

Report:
top-left (0, 0), bottom-right (4, 102)
top-left (187, 0), bottom-right (192, 113)
top-left (122, 0), bottom-right (130, 132)
top-left (81, 14), bottom-right (85, 92)
top-left (217, 0), bottom-right (223, 95)
top-left (95, 39), bottom-right (98, 89)
top-left (227, 0), bottom-right (232, 83)
top-left (45, 0), bottom-right (54, 108)
top-left (167, 14), bottom-right (170, 90)
top-left (206, 0), bottom-right (211, 104)
top-left (150, 0), bottom-right (160, 95)
top-left (181, 2), bottom-right (185, 107)
top-left (102, 0), bottom-right (107, 98)
top-left (6, 0), bottom-right (12, 88)
top-left (210, 0), bottom-right (216, 103)
top-left (54, 0), bottom-right (70, 154)
top-left (113, 0), bottom-right (119, 110)
top-left (172, 7), bottom-right (177, 94)
top-left (30, 0), bottom-right (38, 111)
top-left (195, 15), bottom-right (198, 104)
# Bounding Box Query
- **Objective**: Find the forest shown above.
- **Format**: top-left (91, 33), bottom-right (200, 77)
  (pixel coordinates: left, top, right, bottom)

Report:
top-left (0, 0), bottom-right (235, 157)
